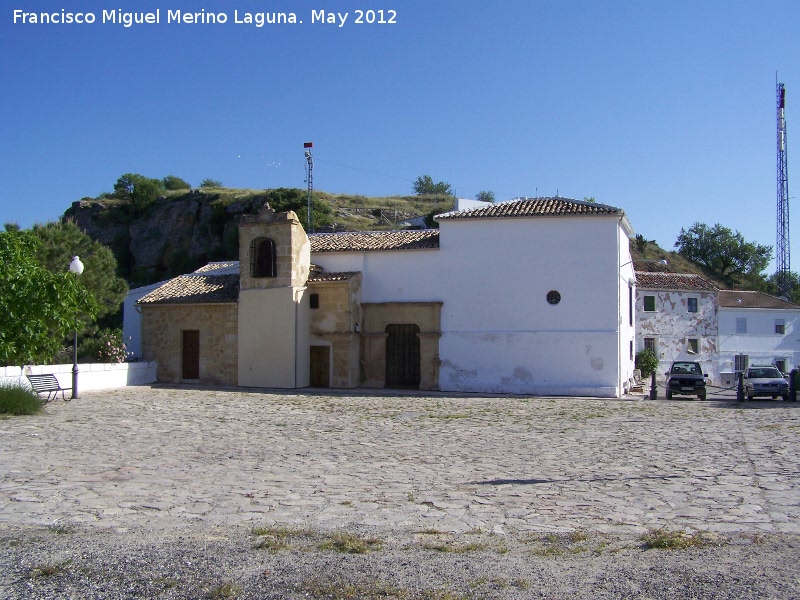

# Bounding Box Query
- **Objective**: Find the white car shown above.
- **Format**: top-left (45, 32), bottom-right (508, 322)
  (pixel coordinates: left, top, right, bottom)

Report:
top-left (743, 366), bottom-right (790, 401)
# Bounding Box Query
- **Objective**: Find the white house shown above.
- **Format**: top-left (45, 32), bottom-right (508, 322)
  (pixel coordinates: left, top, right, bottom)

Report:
top-left (312, 197), bottom-right (637, 396)
top-left (635, 271), bottom-right (719, 380)
top-left (717, 290), bottom-right (800, 376)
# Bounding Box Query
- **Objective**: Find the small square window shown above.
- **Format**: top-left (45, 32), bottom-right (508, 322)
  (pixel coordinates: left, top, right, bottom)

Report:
top-left (310, 294), bottom-right (319, 309)
top-left (687, 298), bottom-right (698, 313)
top-left (687, 338), bottom-right (700, 355)
top-left (775, 319), bottom-right (786, 335)
top-left (644, 337), bottom-right (657, 356)
top-left (643, 295), bottom-right (656, 312)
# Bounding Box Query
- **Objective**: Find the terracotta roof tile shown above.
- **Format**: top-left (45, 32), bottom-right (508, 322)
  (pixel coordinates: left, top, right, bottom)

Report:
top-left (718, 290), bottom-right (800, 309)
top-left (137, 274), bottom-right (239, 305)
top-left (309, 230), bottom-right (439, 253)
top-left (635, 272), bottom-right (719, 292)
top-left (435, 197), bottom-right (624, 220)
top-left (308, 272), bottom-right (360, 283)
top-left (193, 261), bottom-right (238, 273)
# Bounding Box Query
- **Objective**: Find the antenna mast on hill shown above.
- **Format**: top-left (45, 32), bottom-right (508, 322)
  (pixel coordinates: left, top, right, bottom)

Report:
top-left (776, 79), bottom-right (790, 297)
top-left (304, 142), bottom-right (314, 233)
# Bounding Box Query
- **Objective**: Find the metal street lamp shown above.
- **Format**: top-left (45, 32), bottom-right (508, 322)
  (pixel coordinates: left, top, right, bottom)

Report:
top-left (68, 256), bottom-right (84, 399)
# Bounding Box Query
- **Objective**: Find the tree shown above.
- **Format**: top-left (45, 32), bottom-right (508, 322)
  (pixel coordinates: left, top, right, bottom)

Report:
top-left (200, 178), bottom-right (223, 188)
top-left (263, 188), bottom-right (333, 232)
top-left (476, 190), bottom-right (495, 203)
top-left (674, 223), bottom-right (772, 284)
top-left (423, 208), bottom-right (440, 229)
top-left (29, 222), bottom-right (128, 329)
top-left (635, 349), bottom-right (659, 379)
top-left (162, 175), bottom-right (191, 190)
top-left (413, 174), bottom-right (452, 196)
top-left (113, 173), bottom-right (164, 212)
top-left (765, 270), bottom-right (800, 300)
top-left (0, 229), bottom-right (97, 366)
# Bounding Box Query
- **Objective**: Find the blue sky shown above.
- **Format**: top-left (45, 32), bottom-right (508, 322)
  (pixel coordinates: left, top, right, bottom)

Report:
top-left (2, 0), bottom-right (798, 270)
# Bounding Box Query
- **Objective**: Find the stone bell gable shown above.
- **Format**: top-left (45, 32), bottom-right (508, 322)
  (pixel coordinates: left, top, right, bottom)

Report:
top-left (237, 203), bottom-right (311, 388)
top-left (238, 203), bottom-right (311, 291)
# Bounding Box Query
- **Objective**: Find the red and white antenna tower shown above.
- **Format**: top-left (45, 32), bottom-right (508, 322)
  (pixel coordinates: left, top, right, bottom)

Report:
top-left (777, 80), bottom-right (790, 297)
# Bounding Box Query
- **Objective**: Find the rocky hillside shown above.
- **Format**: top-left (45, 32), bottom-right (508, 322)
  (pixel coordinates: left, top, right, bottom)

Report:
top-left (64, 189), bottom-right (453, 288)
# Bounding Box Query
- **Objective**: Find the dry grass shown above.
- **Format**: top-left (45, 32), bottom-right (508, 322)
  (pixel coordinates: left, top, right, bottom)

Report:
top-left (251, 525), bottom-right (311, 552)
top-left (317, 531), bottom-right (383, 554)
top-left (640, 528), bottom-right (712, 550)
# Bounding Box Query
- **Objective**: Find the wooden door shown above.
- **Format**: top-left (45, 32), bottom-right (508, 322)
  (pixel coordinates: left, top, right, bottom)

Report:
top-left (182, 330), bottom-right (200, 380)
top-left (310, 346), bottom-right (330, 387)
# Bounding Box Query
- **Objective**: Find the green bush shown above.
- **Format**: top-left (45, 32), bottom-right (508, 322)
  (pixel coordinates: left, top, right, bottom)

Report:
top-left (635, 349), bottom-right (659, 378)
top-left (0, 382), bottom-right (44, 415)
top-left (162, 175), bottom-right (191, 191)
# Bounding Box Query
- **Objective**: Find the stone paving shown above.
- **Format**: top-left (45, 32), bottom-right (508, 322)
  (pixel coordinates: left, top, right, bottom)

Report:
top-left (1, 386), bottom-right (799, 536)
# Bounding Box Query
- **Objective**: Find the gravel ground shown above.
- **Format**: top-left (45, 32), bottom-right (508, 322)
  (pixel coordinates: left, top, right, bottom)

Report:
top-left (2, 523), bottom-right (799, 599)
top-left (2, 387), bottom-right (800, 598)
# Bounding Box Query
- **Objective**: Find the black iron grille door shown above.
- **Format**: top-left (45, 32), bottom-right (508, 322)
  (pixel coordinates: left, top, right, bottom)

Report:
top-left (385, 324), bottom-right (420, 388)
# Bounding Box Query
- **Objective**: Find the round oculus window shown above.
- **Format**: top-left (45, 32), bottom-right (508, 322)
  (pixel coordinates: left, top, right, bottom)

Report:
top-left (546, 290), bottom-right (561, 305)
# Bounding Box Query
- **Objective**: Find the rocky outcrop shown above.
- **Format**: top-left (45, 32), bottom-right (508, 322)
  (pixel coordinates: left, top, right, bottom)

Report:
top-left (65, 191), bottom-right (264, 284)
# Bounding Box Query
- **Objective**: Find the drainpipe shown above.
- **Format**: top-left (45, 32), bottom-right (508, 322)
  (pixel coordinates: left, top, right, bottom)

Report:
top-left (294, 288), bottom-right (299, 388)
top-left (616, 216), bottom-right (624, 394)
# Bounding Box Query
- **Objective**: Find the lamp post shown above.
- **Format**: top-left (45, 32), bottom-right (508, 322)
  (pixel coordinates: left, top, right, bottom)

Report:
top-left (68, 256), bottom-right (84, 399)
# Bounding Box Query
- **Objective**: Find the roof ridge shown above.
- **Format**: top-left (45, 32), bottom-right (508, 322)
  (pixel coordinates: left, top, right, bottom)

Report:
top-left (436, 196), bottom-right (624, 221)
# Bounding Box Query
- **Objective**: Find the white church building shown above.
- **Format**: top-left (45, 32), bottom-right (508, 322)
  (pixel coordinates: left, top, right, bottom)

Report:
top-left (136, 197), bottom-right (638, 397)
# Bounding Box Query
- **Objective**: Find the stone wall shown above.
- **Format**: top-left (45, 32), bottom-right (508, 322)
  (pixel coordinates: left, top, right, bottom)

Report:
top-left (238, 208), bottom-right (310, 291)
top-left (361, 302), bottom-right (442, 390)
top-left (309, 275), bottom-right (362, 387)
top-left (140, 304), bottom-right (238, 386)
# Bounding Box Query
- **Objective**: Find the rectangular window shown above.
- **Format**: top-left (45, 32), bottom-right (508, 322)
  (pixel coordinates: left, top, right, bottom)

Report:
top-left (687, 338), bottom-right (700, 355)
top-left (687, 298), bottom-right (698, 313)
top-left (630, 340), bottom-right (634, 361)
top-left (644, 337), bottom-right (657, 356)
top-left (775, 319), bottom-right (786, 334)
top-left (775, 359), bottom-right (788, 373)
top-left (643, 295), bottom-right (656, 312)
top-left (736, 318), bottom-right (747, 334)
top-left (734, 354), bottom-right (749, 372)
top-left (310, 293), bottom-right (320, 309)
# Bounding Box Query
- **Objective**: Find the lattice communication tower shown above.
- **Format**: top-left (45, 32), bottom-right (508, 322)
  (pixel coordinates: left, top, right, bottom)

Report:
top-left (777, 82), bottom-right (790, 297)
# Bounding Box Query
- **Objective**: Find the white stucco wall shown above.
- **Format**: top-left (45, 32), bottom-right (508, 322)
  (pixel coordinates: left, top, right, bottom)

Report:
top-left (1, 362), bottom-right (157, 392)
top-left (718, 308), bottom-right (800, 373)
top-left (618, 222), bottom-right (636, 392)
top-left (314, 214), bottom-right (633, 396)
top-left (238, 287), bottom-right (310, 388)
